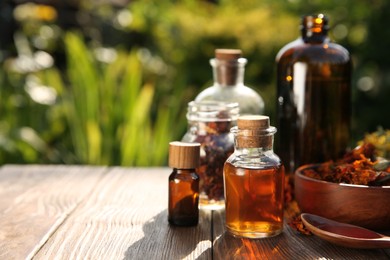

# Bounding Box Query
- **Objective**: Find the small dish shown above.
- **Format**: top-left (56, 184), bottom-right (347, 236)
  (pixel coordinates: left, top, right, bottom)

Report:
top-left (295, 164), bottom-right (390, 231)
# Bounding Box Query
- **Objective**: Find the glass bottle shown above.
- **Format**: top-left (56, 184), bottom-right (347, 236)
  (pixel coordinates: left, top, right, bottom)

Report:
top-left (168, 141), bottom-right (200, 226)
top-left (224, 115), bottom-right (285, 238)
top-left (276, 14), bottom-right (351, 174)
top-left (195, 49), bottom-right (265, 115)
top-left (182, 101), bottom-right (238, 210)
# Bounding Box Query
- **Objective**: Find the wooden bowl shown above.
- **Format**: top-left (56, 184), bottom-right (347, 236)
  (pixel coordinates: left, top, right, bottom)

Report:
top-left (295, 164), bottom-right (390, 231)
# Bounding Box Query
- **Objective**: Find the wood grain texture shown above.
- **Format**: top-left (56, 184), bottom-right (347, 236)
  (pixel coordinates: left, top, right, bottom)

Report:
top-left (0, 165), bottom-right (107, 260)
top-left (0, 165), bottom-right (389, 260)
top-left (213, 210), bottom-right (390, 260)
top-left (34, 167), bottom-right (212, 260)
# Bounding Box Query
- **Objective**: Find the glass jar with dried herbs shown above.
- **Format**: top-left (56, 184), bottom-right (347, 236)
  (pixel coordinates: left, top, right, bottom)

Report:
top-left (182, 101), bottom-right (239, 210)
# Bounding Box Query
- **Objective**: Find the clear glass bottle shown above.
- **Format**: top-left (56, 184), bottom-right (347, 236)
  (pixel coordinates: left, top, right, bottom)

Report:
top-left (195, 49), bottom-right (265, 115)
top-left (276, 14), bottom-right (351, 174)
top-left (168, 141), bottom-right (200, 226)
top-left (182, 101), bottom-right (239, 210)
top-left (224, 115), bottom-right (285, 238)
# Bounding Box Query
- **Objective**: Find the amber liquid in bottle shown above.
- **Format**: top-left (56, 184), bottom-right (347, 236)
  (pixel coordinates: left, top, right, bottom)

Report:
top-left (276, 14), bottom-right (351, 174)
top-left (168, 169), bottom-right (199, 226)
top-left (224, 162), bottom-right (285, 238)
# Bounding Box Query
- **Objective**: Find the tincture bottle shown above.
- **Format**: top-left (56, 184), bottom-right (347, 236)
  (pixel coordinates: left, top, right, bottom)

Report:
top-left (182, 101), bottom-right (238, 210)
top-left (224, 115), bottom-right (285, 238)
top-left (276, 14), bottom-right (351, 174)
top-left (168, 141), bottom-right (200, 226)
top-left (195, 49), bottom-right (265, 115)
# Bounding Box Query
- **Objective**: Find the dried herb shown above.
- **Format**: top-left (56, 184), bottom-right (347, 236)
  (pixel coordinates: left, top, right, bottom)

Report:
top-left (194, 121), bottom-right (234, 202)
top-left (302, 143), bottom-right (390, 186)
top-left (288, 214), bottom-right (312, 236)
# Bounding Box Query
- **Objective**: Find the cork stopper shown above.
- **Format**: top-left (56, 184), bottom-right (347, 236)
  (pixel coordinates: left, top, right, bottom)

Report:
top-left (237, 115), bottom-right (270, 130)
top-left (235, 115), bottom-right (275, 148)
top-left (169, 141), bottom-right (200, 169)
top-left (213, 49), bottom-right (245, 86)
top-left (215, 49), bottom-right (242, 60)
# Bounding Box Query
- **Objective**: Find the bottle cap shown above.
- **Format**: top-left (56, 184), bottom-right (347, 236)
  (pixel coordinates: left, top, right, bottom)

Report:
top-left (215, 49), bottom-right (242, 60)
top-left (169, 141), bottom-right (200, 169)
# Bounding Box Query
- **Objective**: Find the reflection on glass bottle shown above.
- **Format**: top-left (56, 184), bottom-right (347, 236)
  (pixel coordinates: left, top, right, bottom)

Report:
top-left (195, 49), bottom-right (265, 115)
top-left (276, 14), bottom-right (351, 174)
top-left (224, 115), bottom-right (284, 238)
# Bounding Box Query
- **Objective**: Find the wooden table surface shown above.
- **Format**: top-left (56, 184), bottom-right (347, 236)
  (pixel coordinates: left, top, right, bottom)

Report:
top-left (0, 165), bottom-right (389, 260)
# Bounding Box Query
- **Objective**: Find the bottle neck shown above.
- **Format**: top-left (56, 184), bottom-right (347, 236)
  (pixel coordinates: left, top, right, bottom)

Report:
top-left (300, 15), bottom-right (329, 44)
top-left (211, 58), bottom-right (246, 87)
top-left (234, 135), bottom-right (274, 153)
top-left (234, 146), bottom-right (274, 157)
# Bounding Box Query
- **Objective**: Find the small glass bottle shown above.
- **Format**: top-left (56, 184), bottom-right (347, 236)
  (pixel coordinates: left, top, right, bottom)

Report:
top-left (182, 101), bottom-right (238, 210)
top-left (276, 14), bottom-right (351, 174)
top-left (224, 115), bottom-right (285, 238)
top-left (195, 49), bottom-right (265, 115)
top-left (168, 141), bottom-right (200, 226)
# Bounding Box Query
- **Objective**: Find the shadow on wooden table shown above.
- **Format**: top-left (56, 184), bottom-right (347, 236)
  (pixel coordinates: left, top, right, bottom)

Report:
top-left (124, 209), bottom-right (212, 259)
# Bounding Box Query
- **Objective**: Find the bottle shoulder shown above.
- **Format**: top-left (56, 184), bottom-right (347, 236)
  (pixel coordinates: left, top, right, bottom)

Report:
top-left (196, 84), bottom-right (262, 100)
top-left (276, 39), bottom-right (350, 64)
top-left (276, 38), bottom-right (303, 61)
top-left (169, 169), bottom-right (199, 181)
top-left (195, 85), bottom-right (265, 114)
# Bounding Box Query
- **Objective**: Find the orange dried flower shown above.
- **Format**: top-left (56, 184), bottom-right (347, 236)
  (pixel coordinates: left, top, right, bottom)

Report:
top-left (302, 143), bottom-right (390, 186)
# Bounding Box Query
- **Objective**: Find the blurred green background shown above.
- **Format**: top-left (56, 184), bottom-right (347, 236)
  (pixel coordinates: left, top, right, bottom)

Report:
top-left (1, 0), bottom-right (389, 166)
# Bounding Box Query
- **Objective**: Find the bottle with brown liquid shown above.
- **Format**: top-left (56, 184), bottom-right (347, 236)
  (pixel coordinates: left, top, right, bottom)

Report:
top-left (168, 141), bottom-right (200, 226)
top-left (224, 115), bottom-right (285, 238)
top-left (276, 14), bottom-right (351, 174)
top-left (195, 49), bottom-right (265, 115)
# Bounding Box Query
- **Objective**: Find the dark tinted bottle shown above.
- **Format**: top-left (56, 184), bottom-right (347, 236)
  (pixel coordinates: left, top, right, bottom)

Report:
top-left (276, 14), bottom-right (351, 174)
top-left (168, 141), bottom-right (200, 226)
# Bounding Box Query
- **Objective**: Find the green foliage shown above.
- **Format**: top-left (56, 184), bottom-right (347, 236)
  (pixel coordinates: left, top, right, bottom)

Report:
top-left (1, 0), bottom-right (390, 165)
top-left (0, 69), bottom-right (65, 164)
top-left (57, 32), bottom-right (184, 165)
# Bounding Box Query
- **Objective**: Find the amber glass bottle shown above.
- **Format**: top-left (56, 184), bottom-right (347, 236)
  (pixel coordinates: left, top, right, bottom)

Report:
top-left (224, 115), bottom-right (285, 238)
top-left (168, 141), bottom-right (200, 226)
top-left (276, 14), bottom-right (351, 174)
top-left (195, 49), bottom-right (265, 115)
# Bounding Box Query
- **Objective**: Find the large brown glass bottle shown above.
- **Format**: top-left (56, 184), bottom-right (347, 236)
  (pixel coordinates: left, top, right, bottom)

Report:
top-left (276, 14), bottom-right (351, 174)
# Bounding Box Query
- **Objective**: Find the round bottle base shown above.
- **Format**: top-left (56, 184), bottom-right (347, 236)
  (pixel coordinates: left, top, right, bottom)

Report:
top-left (226, 227), bottom-right (283, 239)
top-left (226, 221), bottom-right (283, 239)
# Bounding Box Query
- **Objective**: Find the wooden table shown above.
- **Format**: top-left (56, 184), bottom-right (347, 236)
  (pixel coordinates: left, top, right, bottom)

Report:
top-left (0, 165), bottom-right (389, 259)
